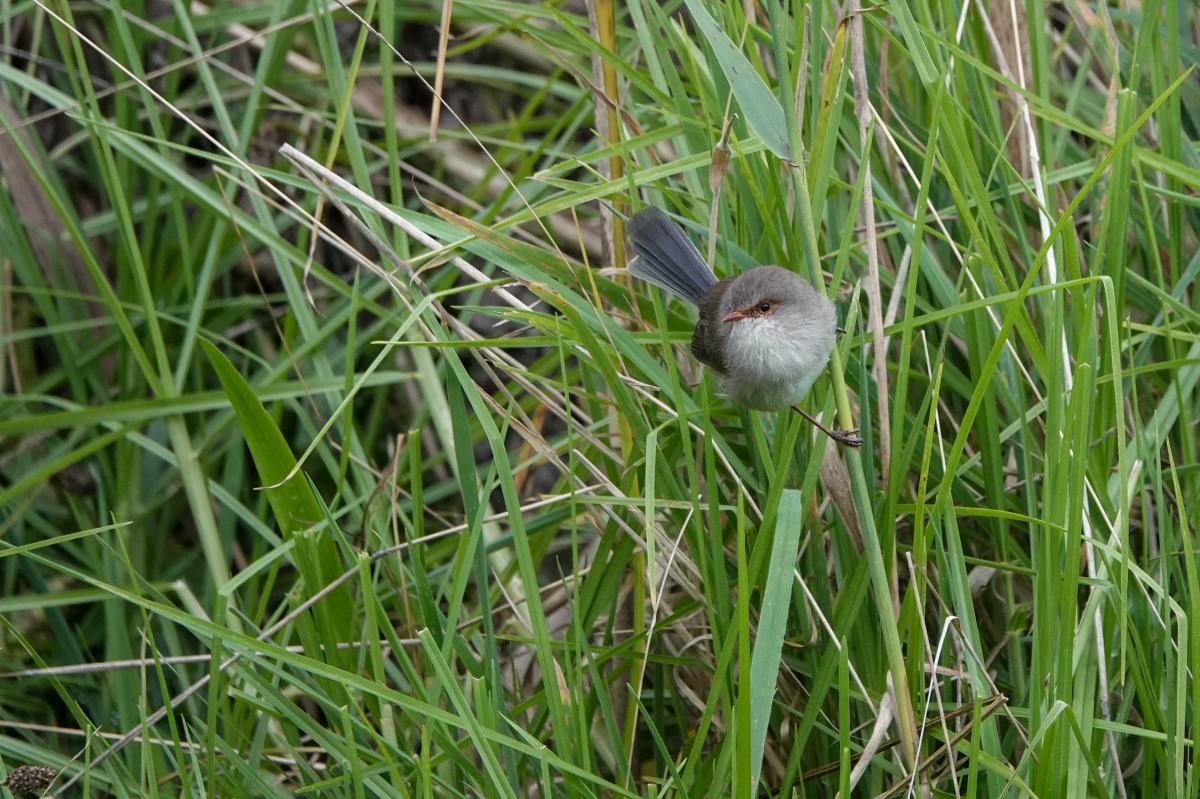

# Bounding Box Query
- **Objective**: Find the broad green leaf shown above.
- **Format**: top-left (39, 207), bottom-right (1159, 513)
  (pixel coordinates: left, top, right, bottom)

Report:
top-left (682, 0), bottom-right (791, 159)
top-left (199, 338), bottom-right (355, 645)
top-left (200, 338), bottom-right (324, 535)
top-left (748, 488), bottom-right (804, 791)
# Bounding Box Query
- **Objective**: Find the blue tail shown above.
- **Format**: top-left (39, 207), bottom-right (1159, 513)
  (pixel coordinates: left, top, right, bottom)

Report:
top-left (627, 208), bottom-right (717, 306)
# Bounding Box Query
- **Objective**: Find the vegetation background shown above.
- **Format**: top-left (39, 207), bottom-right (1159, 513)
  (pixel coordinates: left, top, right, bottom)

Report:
top-left (1, 0), bottom-right (1198, 796)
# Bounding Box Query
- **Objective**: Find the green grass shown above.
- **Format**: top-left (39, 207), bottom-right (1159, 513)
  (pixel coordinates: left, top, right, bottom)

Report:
top-left (1, 0), bottom-right (1198, 796)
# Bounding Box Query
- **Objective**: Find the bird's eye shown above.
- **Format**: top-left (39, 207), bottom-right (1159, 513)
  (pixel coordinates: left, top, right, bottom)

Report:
top-left (758, 302), bottom-right (771, 313)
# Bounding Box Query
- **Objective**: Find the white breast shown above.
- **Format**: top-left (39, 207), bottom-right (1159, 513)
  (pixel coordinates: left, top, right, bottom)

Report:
top-left (719, 313), bottom-right (835, 410)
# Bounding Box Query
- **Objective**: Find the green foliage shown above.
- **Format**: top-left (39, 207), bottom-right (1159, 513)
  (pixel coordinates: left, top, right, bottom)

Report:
top-left (1, 0), bottom-right (1198, 797)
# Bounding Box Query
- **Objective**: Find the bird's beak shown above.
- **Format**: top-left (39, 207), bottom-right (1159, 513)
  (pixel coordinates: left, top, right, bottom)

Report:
top-left (721, 309), bottom-right (747, 324)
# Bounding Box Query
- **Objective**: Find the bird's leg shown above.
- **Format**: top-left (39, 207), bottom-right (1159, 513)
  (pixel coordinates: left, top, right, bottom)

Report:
top-left (791, 405), bottom-right (863, 447)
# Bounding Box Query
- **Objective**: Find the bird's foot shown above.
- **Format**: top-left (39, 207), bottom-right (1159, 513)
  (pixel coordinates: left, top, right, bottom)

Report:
top-left (829, 427), bottom-right (863, 448)
top-left (790, 405), bottom-right (863, 447)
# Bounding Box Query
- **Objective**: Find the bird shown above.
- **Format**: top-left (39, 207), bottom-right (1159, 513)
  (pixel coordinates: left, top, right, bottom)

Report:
top-left (626, 207), bottom-right (861, 447)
